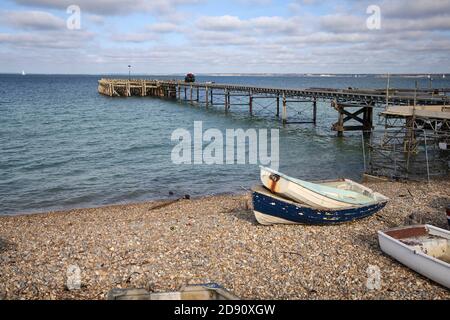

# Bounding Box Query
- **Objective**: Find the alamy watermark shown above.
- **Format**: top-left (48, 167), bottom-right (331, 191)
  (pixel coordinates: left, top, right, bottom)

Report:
top-left (366, 265), bottom-right (381, 290)
top-left (171, 121), bottom-right (279, 170)
top-left (67, 5), bottom-right (81, 30)
top-left (66, 264), bottom-right (81, 290)
top-left (366, 5), bottom-right (381, 30)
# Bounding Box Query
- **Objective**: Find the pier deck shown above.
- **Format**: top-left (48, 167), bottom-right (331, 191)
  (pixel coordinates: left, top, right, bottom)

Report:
top-left (98, 78), bottom-right (450, 135)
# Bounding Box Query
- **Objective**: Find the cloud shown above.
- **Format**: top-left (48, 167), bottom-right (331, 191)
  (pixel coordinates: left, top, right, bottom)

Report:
top-left (196, 15), bottom-right (245, 31)
top-left (12, 0), bottom-right (203, 16)
top-left (108, 22), bottom-right (183, 43)
top-left (110, 32), bottom-right (159, 43)
top-left (320, 14), bottom-right (367, 33)
top-left (0, 30), bottom-right (95, 49)
top-left (1, 0), bottom-right (450, 73)
top-left (196, 15), bottom-right (301, 34)
top-left (0, 10), bottom-right (66, 30)
top-left (146, 22), bottom-right (182, 33)
top-left (382, 0), bottom-right (450, 19)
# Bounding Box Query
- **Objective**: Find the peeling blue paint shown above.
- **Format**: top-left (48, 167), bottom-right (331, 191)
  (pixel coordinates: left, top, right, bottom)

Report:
top-left (253, 190), bottom-right (387, 225)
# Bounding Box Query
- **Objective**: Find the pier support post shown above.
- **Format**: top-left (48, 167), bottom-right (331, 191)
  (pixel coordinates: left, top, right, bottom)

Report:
top-left (196, 87), bottom-right (200, 103)
top-left (276, 94), bottom-right (280, 117)
top-left (142, 81), bottom-right (147, 97)
top-left (331, 100), bottom-right (373, 137)
top-left (249, 91), bottom-right (253, 115)
top-left (126, 80), bottom-right (131, 97)
top-left (109, 83), bottom-right (113, 97)
top-left (225, 89), bottom-right (229, 113)
top-left (210, 89), bottom-right (214, 105)
top-left (336, 101), bottom-right (344, 137)
top-left (313, 97), bottom-right (317, 125)
top-left (190, 85), bottom-right (193, 105)
top-left (177, 84), bottom-right (181, 101)
top-left (205, 87), bottom-right (209, 107)
top-left (363, 101), bottom-right (374, 137)
top-left (282, 93), bottom-right (287, 125)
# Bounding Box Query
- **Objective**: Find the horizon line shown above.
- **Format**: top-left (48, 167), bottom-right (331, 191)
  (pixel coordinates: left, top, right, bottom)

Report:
top-left (1, 72), bottom-right (449, 76)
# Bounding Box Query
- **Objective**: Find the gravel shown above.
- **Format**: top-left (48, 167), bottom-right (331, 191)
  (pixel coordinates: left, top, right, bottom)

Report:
top-left (0, 179), bottom-right (449, 300)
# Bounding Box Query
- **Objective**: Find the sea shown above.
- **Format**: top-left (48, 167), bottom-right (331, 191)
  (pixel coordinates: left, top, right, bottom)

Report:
top-left (1, 74), bottom-right (449, 215)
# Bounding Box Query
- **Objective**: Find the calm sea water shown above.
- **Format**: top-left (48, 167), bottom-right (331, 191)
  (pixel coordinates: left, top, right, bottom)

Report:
top-left (1, 74), bottom-right (449, 215)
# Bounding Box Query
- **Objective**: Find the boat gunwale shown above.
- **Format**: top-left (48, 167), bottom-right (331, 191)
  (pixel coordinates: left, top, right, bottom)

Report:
top-left (378, 225), bottom-right (450, 268)
top-left (252, 185), bottom-right (388, 211)
top-left (260, 166), bottom-right (390, 205)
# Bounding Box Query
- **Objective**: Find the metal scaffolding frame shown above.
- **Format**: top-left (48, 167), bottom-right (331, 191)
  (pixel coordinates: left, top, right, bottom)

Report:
top-left (366, 113), bottom-right (450, 181)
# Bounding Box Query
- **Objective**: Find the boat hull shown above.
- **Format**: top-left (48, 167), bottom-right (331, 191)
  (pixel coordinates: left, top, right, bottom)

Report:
top-left (252, 186), bottom-right (387, 225)
top-left (260, 167), bottom-right (387, 210)
top-left (378, 225), bottom-right (450, 289)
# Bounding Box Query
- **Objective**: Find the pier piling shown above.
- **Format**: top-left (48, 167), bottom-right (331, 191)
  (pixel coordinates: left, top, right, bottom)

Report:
top-left (249, 91), bottom-right (253, 115)
top-left (282, 93), bottom-right (287, 125)
top-left (313, 97), bottom-right (317, 125)
top-left (98, 78), bottom-right (450, 136)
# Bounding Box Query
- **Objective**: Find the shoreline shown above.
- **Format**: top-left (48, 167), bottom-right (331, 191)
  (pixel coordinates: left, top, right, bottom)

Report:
top-left (1, 190), bottom-right (247, 217)
top-left (1, 180), bottom-right (449, 300)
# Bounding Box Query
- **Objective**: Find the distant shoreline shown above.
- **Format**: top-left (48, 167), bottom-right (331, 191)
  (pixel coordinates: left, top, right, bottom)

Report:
top-left (1, 73), bottom-right (448, 77)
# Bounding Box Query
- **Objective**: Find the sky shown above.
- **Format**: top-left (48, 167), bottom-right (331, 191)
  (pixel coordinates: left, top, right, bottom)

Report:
top-left (0, 0), bottom-right (450, 74)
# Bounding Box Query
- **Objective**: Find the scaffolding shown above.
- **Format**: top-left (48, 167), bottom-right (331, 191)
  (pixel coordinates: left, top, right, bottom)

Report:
top-left (366, 106), bottom-right (450, 181)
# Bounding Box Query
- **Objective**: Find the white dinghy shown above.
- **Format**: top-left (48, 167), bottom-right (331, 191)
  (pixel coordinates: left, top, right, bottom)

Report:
top-left (378, 225), bottom-right (450, 289)
top-left (260, 166), bottom-right (388, 210)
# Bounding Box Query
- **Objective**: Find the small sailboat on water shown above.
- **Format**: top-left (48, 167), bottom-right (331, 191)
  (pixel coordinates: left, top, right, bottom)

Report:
top-left (260, 166), bottom-right (388, 210)
top-left (378, 225), bottom-right (450, 289)
top-left (21, 70), bottom-right (26, 76)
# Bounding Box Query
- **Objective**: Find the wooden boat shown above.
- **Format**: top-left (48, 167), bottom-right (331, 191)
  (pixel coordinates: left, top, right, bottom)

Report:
top-left (378, 225), bottom-right (450, 289)
top-left (260, 166), bottom-right (388, 210)
top-left (447, 205), bottom-right (450, 228)
top-left (107, 283), bottom-right (239, 300)
top-left (252, 185), bottom-right (387, 225)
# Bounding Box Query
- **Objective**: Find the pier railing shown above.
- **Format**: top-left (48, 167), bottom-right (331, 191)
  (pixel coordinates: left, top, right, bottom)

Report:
top-left (98, 78), bottom-right (450, 136)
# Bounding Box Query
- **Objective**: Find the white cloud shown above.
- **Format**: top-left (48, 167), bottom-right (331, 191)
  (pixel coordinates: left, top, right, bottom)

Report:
top-left (1, 0), bottom-right (450, 73)
top-left (382, 0), bottom-right (450, 18)
top-left (196, 15), bottom-right (302, 34)
top-left (320, 14), bottom-right (367, 33)
top-left (0, 30), bottom-right (95, 49)
top-left (13, 0), bottom-right (204, 16)
top-left (0, 10), bottom-right (66, 30)
top-left (146, 22), bottom-right (181, 33)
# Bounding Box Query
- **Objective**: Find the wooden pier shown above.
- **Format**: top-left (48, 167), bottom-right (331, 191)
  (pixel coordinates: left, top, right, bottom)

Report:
top-left (98, 79), bottom-right (450, 136)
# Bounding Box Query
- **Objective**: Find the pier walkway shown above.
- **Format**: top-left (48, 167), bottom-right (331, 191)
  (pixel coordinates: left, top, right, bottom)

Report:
top-left (98, 78), bottom-right (450, 136)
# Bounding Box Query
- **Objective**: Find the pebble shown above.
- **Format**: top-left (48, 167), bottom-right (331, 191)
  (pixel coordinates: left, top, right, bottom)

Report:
top-left (0, 179), bottom-right (449, 299)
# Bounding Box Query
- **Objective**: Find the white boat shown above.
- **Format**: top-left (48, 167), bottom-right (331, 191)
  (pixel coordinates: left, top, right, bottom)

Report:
top-left (252, 185), bottom-right (387, 226)
top-left (378, 225), bottom-right (450, 289)
top-left (107, 283), bottom-right (239, 300)
top-left (21, 70), bottom-right (26, 76)
top-left (260, 166), bottom-right (388, 210)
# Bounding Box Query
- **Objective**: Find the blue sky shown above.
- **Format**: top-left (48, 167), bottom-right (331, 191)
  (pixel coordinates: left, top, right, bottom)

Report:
top-left (0, 0), bottom-right (450, 74)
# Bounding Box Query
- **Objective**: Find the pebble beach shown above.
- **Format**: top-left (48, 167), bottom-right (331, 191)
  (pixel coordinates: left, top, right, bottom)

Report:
top-left (0, 180), bottom-right (449, 300)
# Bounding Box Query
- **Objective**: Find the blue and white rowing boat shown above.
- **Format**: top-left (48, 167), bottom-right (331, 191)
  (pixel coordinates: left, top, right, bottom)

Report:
top-left (252, 185), bottom-right (388, 225)
top-left (260, 166), bottom-right (388, 210)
